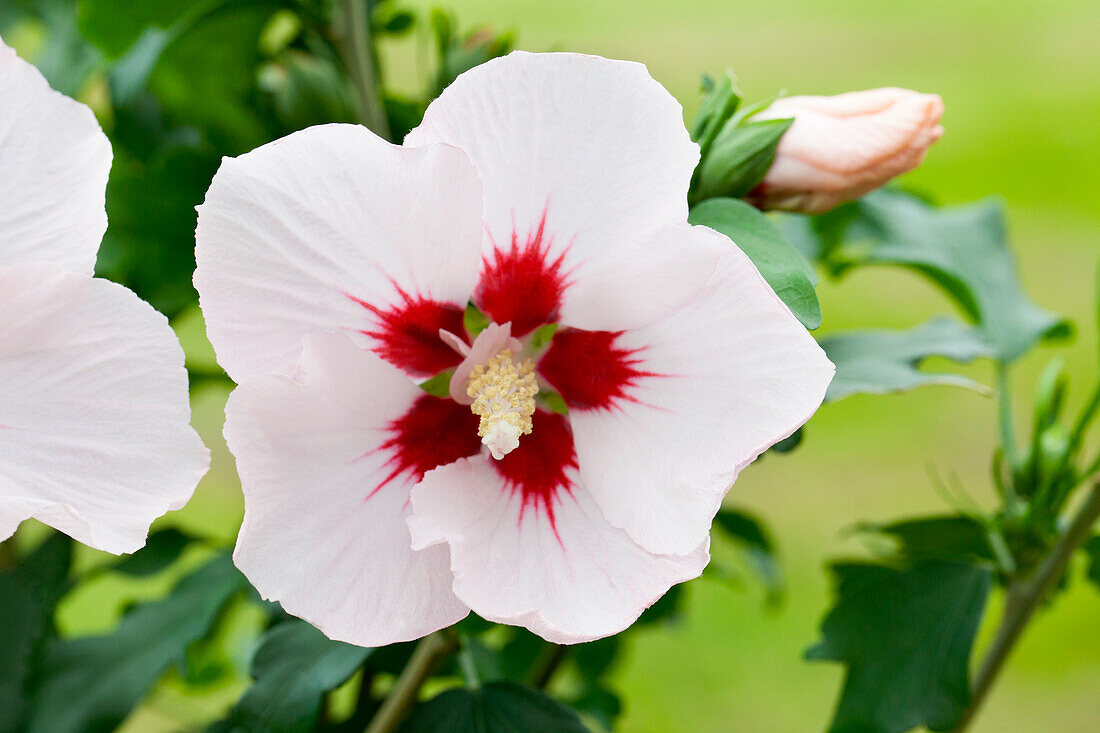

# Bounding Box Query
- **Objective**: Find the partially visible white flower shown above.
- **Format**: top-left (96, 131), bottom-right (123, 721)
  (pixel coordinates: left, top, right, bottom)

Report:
top-left (0, 36), bottom-right (209, 554)
top-left (749, 87), bottom-right (944, 213)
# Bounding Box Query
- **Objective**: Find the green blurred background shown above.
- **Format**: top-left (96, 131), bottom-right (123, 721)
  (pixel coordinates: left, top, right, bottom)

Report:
top-left (39, 0), bottom-right (1100, 730)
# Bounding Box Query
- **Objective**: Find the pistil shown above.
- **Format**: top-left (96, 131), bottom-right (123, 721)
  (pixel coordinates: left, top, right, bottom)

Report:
top-left (466, 349), bottom-right (538, 459)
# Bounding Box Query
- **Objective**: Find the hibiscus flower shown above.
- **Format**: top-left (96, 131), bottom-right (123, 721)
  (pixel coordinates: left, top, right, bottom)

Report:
top-left (196, 52), bottom-right (833, 644)
top-left (0, 37), bottom-right (208, 553)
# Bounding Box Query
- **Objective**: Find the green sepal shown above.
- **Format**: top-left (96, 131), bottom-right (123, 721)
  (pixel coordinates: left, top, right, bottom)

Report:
top-left (692, 117), bottom-right (792, 204)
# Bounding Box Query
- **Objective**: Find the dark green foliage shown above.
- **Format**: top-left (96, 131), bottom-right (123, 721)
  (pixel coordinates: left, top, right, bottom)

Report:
top-left (713, 509), bottom-right (784, 601)
top-left (1085, 535), bottom-right (1100, 591)
top-left (689, 197), bottom-right (821, 329)
top-left (27, 554), bottom-right (247, 733)
top-left (636, 582), bottom-right (685, 626)
top-left (804, 190), bottom-right (1069, 362)
top-left (400, 682), bottom-right (589, 733)
top-left (428, 8), bottom-right (514, 97)
top-left (770, 427), bottom-right (803, 454)
top-left (865, 516), bottom-right (996, 564)
top-left (112, 527), bottom-right (193, 576)
top-left (0, 534), bottom-right (73, 732)
top-left (215, 619), bottom-right (372, 732)
top-left (820, 318), bottom-right (994, 401)
top-left (808, 561), bottom-right (991, 733)
top-left (0, 575), bottom-right (39, 732)
top-left (690, 73), bottom-right (741, 161)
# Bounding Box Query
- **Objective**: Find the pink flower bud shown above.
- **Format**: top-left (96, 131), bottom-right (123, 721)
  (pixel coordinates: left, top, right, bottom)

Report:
top-left (748, 88), bottom-right (944, 214)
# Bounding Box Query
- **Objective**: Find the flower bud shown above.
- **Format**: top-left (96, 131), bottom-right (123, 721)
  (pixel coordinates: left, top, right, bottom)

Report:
top-left (748, 88), bottom-right (944, 214)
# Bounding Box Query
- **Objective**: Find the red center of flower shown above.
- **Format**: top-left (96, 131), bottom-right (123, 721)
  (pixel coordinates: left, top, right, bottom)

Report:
top-left (476, 214), bottom-right (568, 337)
top-left (364, 215), bottom-right (654, 528)
top-left (375, 394), bottom-right (482, 494)
top-left (537, 329), bottom-right (656, 411)
top-left (352, 287), bottom-right (467, 377)
top-left (491, 409), bottom-right (577, 531)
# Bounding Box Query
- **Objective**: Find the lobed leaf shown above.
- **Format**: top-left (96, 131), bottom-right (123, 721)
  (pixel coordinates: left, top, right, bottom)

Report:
top-left (864, 515), bottom-right (996, 564)
top-left (400, 681), bottom-right (589, 733)
top-left (215, 618), bottom-right (372, 732)
top-left (808, 560), bottom-right (991, 733)
top-left (849, 191), bottom-right (1069, 362)
top-left (820, 317), bottom-right (994, 402)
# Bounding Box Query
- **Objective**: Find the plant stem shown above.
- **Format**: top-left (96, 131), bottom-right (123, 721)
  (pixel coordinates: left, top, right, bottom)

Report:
top-left (457, 636), bottom-right (482, 689)
top-left (337, 0), bottom-right (392, 140)
top-left (524, 642), bottom-right (567, 690)
top-left (951, 481), bottom-right (1100, 732)
top-left (364, 630), bottom-right (457, 733)
top-left (996, 362), bottom-right (1020, 479)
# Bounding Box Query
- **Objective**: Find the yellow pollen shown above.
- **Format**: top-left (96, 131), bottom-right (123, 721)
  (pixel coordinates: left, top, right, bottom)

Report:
top-left (466, 349), bottom-right (539, 460)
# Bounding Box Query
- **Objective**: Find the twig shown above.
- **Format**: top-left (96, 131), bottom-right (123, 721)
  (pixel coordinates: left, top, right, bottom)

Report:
top-left (364, 630), bottom-right (457, 733)
top-left (337, 0), bottom-right (392, 140)
top-left (951, 481), bottom-right (1100, 732)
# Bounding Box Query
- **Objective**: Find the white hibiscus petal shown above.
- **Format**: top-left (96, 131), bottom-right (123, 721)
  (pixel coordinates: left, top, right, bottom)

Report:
top-left (407, 51), bottom-right (709, 331)
top-left (195, 123), bottom-right (484, 383)
top-left (0, 264), bottom-right (209, 554)
top-left (408, 456), bottom-right (707, 644)
top-left (565, 238), bottom-right (835, 556)
top-left (225, 333), bottom-right (469, 646)
top-left (0, 37), bottom-right (111, 275)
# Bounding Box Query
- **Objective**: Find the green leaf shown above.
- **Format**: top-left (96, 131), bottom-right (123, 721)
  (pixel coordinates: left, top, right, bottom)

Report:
top-left (0, 533), bottom-right (74, 731)
top-left (258, 50), bottom-right (358, 131)
top-left (770, 427), bottom-right (803, 454)
top-left (713, 509), bottom-right (784, 601)
top-left (430, 11), bottom-right (513, 97)
top-left (689, 72), bottom-right (741, 159)
top-left (565, 685), bottom-right (621, 732)
top-left (28, 554), bottom-right (247, 733)
top-left (15, 532), bottom-right (74, 611)
top-left (820, 318), bottom-right (995, 402)
top-left (373, 4), bottom-right (415, 35)
top-left (636, 582), bottom-right (684, 626)
top-left (865, 516), bottom-right (995, 564)
top-left (77, 0), bottom-right (195, 57)
top-left (851, 190), bottom-right (1070, 362)
top-left (808, 560), bottom-right (991, 733)
top-left (95, 141), bottom-right (221, 317)
top-left (218, 619), bottom-right (371, 732)
top-left (692, 117), bottom-right (791, 203)
top-left (400, 681), bottom-right (589, 732)
top-left (689, 197), bottom-right (821, 329)
top-left (1085, 535), bottom-right (1100, 591)
top-left (112, 527), bottom-right (193, 576)
top-left (0, 574), bottom-right (39, 731)
top-left (571, 637), bottom-right (621, 684)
